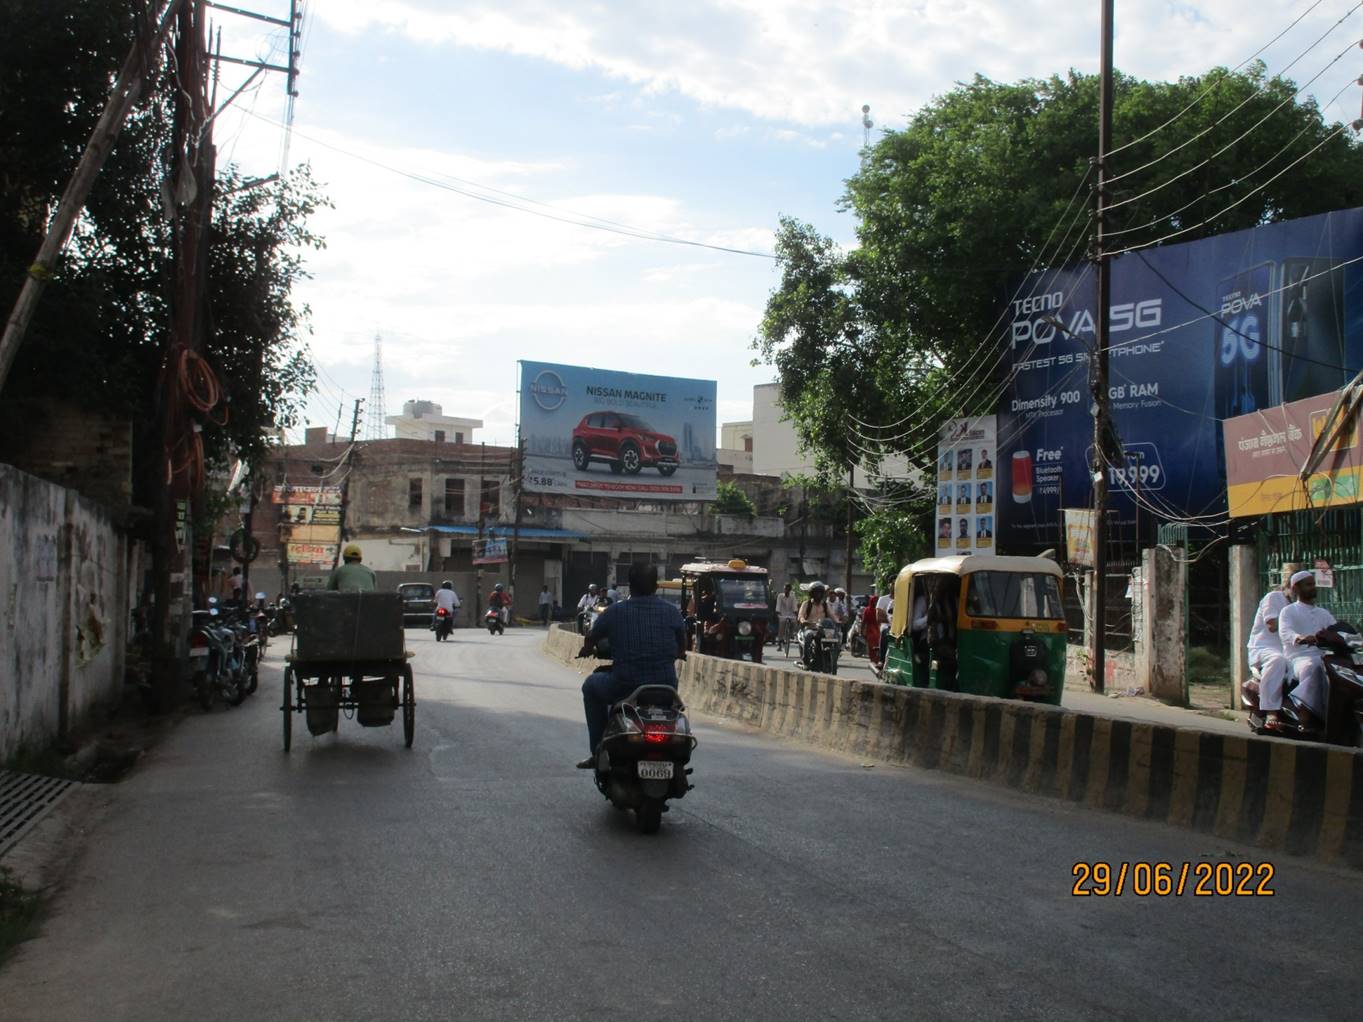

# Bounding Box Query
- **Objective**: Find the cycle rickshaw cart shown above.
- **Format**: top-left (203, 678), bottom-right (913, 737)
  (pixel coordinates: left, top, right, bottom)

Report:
top-left (281, 590), bottom-right (415, 751)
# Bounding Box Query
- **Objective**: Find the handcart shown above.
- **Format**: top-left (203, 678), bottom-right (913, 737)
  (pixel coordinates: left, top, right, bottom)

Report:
top-left (281, 591), bottom-right (415, 751)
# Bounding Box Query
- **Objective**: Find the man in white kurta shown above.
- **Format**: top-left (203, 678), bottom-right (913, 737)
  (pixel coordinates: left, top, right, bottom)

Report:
top-left (1247, 580), bottom-right (1290, 726)
top-left (1278, 571), bottom-right (1335, 732)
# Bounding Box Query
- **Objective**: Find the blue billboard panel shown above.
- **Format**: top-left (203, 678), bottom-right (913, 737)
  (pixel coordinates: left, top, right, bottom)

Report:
top-left (519, 361), bottom-right (718, 501)
top-left (997, 208), bottom-right (1363, 553)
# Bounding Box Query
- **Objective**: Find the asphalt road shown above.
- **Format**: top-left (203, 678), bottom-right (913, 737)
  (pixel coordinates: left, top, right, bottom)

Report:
top-left (5, 627), bottom-right (1362, 1021)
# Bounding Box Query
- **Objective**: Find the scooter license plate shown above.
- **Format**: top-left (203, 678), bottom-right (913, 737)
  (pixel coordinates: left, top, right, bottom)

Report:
top-left (637, 761), bottom-right (674, 780)
top-left (189, 648), bottom-right (209, 658)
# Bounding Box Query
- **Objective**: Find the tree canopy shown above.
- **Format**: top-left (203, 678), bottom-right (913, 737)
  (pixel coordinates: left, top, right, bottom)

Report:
top-left (0, 0), bottom-right (323, 497)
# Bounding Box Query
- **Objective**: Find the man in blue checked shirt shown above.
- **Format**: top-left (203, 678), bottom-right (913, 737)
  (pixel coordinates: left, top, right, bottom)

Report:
top-left (576, 562), bottom-right (687, 769)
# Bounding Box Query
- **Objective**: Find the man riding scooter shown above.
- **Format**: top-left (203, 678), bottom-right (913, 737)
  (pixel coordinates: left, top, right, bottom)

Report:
top-left (576, 563), bottom-right (687, 770)
top-left (431, 580), bottom-right (461, 631)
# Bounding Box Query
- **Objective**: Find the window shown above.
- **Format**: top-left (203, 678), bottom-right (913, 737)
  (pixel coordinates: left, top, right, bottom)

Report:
top-left (454, 432), bottom-right (464, 445)
top-left (743, 436), bottom-right (753, 452)
top-left (444, 478), bottom-right (465, 518)
top-left (408, 477), bottom-right (423, 510)
top-left (965, 572), bottom-right (1064, 619)
top-left (481, 479), bottom-right (500, 519)
top-left (434, 430), bottom-right (446, 443)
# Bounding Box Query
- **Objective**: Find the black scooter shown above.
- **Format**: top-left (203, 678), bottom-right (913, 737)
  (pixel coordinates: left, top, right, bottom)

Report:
top-left (1242, 622), bottom-right (1363, 747)
top-left (581, 645), bottom-right (696, 834)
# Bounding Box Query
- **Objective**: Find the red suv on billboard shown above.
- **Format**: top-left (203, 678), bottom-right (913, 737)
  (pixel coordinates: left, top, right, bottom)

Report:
top-left (571, 412), bottom-right (680, 476)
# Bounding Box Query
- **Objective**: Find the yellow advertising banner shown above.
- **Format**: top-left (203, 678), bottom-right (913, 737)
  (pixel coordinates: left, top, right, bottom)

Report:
top-left (1223, 389), bottom-right (1363, 517)
top-left (286, 524), bottom-right (342, 544)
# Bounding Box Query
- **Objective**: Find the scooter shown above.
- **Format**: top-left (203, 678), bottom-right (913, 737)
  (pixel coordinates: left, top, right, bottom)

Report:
top-left (1242, 623), bottom-right (1363, 747)
top-left (434, 606), bottom-right (455, 641)
top-left (485, 606), bottom-right (505, 635)
top-left (581, 645), bottom-right (696, 834)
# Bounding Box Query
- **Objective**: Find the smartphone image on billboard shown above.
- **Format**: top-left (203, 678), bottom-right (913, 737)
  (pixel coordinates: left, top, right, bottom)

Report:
top-left (1277, 257), bottom-right (1347, 405)
top-left (1213, 262), bottom-right (1274, 420)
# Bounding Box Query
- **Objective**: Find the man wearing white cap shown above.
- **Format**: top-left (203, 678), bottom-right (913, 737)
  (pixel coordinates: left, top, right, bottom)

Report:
top-left (1247, 569), bottom-right (1292, 732)
top-left (1277, 569), bottom-right (1334, 732)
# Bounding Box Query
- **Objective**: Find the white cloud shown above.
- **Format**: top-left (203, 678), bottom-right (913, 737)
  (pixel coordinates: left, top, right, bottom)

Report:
top-left (313, 1), bottom-right (1362, 126)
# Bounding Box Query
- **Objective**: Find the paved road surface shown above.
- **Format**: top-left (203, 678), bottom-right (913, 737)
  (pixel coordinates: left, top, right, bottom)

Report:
top-left (5, 628), bottom-right (1361, 1020)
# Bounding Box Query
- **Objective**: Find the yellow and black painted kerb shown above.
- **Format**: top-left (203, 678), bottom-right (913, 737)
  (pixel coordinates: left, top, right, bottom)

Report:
top-left (541, 626), bottom-right (1363, 870)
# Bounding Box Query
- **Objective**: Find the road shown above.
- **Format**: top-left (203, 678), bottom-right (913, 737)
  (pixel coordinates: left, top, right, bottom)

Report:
top-left (5, 627), bottom-right (1362, 1021)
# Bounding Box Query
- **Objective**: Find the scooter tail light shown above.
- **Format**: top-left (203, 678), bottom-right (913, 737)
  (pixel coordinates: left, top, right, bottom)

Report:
top-left (190, 632), bottom-right (209, 649)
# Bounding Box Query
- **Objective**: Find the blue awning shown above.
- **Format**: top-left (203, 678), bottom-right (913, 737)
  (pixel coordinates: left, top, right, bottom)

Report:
top-left (427, 524), bottom-right (585, 541)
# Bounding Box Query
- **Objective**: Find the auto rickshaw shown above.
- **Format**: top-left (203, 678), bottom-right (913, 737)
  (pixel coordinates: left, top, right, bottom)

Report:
top-left (681, 560), bottom-right (772, 663)
top-left (881, 555), bottom-right (1066, 704)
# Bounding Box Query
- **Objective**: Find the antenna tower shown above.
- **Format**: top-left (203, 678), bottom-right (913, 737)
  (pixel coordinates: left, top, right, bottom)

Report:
top-left (366, 334), bottom-right (387, 441)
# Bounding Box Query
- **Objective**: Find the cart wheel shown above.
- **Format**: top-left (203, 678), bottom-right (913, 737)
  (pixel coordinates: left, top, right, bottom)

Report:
top-left (402, 665), bottom-right (415, 748)
top-left (282, 666), bottom-right (293, 752)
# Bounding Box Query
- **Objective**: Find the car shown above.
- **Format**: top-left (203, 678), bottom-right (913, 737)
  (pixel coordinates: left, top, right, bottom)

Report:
top-left (397, 582), bottom-right (436, 625)
top-left (571, 411), bottom-right (680, 476)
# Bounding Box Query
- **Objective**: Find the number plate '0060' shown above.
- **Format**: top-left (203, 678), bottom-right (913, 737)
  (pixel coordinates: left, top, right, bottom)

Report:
top-left (637, 761), bottom-right (674, 780)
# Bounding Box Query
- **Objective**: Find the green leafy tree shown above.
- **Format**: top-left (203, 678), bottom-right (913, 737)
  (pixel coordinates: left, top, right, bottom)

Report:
top-left (856, 506), bottom-right (933, 590)
top-left (714, 480), bottom-right (757, 521)
top-left (0, 0), bottom-right (322, 491)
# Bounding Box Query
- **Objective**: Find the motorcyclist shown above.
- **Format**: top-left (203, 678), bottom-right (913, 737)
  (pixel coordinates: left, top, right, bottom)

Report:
top-left (1279, 570), bottom-right (1334, 733)
top-left (576, 562), bottom-right (687, 769)
top-left (797, 582), bottom-right (830, 668)
top-left (326, 543), bottom-right (377, 592)
top-left (489, 582), bottom-right (512, 624)
top-left (432, 579), bottom-right (461, 630)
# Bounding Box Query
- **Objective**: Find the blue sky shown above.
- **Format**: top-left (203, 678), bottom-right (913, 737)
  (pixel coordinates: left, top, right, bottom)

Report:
top-left (210, 1), bottom-right (1363, 445)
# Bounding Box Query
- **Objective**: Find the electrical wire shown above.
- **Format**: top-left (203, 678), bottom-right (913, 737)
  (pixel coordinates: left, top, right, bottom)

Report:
top-left (1103, 74), bottom-right (1362, 241)
top-left (1106, 6), bottom-right (1360, 187)
top-left (1108, 0), bottom-right (1334, 157)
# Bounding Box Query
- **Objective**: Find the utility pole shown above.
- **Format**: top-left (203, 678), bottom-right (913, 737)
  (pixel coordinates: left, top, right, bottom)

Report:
top-left (0, 0), bottom-right (183, 392)
top-left (510, 436), bottom-right (526, 609)
top-left (1090, 0), bottom-right (1115, 695)
top-left (331, 399), bottom-right (363, 569)
top-left (476, 441), bottom-right (487, 615)
top-left (845, 465), bottom-right (855, 595)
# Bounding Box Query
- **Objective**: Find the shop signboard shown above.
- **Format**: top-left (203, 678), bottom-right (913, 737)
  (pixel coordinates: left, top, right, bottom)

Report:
top-left (519, 361), bottom-right (717, 501)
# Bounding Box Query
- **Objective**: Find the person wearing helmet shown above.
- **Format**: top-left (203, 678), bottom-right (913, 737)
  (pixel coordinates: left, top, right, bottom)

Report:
top-left (829, 587), bottom-right (849, 628)
top-left (489, 581), bottom-right (512, 624)
top-left (326, 543), bottom-right (377, 592)
top-left (575, 584), bottom-right (600, 634)
top-left (796, 582), bottom-right (830, 668)
top-left (432, 579), bottom-right (461, 630)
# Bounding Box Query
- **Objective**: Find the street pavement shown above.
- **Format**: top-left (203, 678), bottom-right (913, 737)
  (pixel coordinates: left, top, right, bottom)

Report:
top-left (4, 627), bottom-right (1362, 1021)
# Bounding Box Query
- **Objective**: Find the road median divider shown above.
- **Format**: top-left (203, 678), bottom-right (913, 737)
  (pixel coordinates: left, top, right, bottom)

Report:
top-left (542, 624), bottom-right (1363, 869)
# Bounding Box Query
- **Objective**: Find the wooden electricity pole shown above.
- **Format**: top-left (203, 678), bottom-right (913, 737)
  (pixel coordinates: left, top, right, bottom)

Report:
top-left (331, 399), bottom-right (364, 569)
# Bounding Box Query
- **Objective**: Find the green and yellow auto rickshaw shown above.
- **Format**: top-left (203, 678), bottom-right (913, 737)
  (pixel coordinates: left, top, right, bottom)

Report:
top-left (681, 560), bottom-right (772, 663)
top-left (881, 555), bottom-right (1066, 704)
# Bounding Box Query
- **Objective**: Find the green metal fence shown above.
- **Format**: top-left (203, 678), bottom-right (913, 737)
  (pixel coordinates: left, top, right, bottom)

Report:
top-left (1257, 508), bottom-right (1363, 625)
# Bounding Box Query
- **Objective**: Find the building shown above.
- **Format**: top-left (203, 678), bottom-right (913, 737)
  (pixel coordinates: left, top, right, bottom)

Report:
top-left (717, 420), bottom-right (754, 474)
top-left (385, 399), bottom-right (483, 445)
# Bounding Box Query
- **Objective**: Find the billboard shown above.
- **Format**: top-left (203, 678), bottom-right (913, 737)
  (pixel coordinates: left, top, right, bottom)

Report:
top-left (935, 416), bottom-right (996, 555)
top-left (473, 538), bottom-right (509, 565)
top-left (996, 208), bottom-right (1363, 552)
top-left (287, 542), bottom-right (337, 565)
top-left (519, 361), bottom-right (717, 501)
top-left (272, 485), bottom-right (342, 506)
top-left (1223, 388), bottom-right (1361, 517)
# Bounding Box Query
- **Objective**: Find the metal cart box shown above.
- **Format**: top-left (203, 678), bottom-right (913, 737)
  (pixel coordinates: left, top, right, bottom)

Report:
top-left (292, 591), bottom-right (405, 661)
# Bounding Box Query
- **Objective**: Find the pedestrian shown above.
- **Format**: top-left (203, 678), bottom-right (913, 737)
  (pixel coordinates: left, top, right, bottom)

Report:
top-left (538, 585), bottom-right (553, 626)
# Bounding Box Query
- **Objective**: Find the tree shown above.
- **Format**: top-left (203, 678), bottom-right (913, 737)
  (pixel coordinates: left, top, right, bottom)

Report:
top-left (757, 63), bottom-right (1363, 558)
top-left (714, 481), bottom-right (757, 521)
top-left (0, 0), bottom-right (322, 494)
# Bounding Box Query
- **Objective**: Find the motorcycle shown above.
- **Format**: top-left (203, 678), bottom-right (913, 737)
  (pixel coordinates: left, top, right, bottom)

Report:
top-left (581, 645), bottom-right (696, 835)
top-left (846, 614), bottom-right (868, 658)
top-left (797, 617), bottom-right (842, 676)
top-left (434, 606), bottom-right (455, 641)
top-left (267, 597), bottom-right (294, 637)
top-left (485, 606), bottom-right (506, 635)
top-left (189, 604), bottom-right (245, 710)
top-left (1242, 623), bottom-right (1363, 747)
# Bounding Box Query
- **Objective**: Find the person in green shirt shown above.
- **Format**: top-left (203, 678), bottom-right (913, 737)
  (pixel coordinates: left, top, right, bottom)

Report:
top-left (327, 543), bottom-right (377, 592)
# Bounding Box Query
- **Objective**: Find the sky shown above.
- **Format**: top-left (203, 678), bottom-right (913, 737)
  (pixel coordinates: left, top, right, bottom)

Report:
top-left (207, 0), bottom-right (1363, 446)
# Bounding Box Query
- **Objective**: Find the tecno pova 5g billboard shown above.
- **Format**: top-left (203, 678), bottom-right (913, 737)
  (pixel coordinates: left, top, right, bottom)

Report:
top-left (519, 361), bottom-right (718, 501)
top-left (997, 207), bottom-right (1363, 553)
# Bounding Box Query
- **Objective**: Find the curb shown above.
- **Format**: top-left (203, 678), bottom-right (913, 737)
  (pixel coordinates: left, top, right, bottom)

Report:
top-left (542, 624), bottom-right (1363, 869)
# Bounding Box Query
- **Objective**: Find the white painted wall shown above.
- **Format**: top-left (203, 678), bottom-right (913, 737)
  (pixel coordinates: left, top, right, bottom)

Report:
top-left (0, 464), bottom-right (138, 762)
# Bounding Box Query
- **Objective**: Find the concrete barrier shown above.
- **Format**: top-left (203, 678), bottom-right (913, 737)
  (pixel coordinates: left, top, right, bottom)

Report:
top-left (542, 624), bottom-right (1363, 869)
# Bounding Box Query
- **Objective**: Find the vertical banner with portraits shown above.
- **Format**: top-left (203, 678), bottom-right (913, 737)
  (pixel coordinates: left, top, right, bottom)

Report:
top-left (936, 416), bottom-right (997, 556)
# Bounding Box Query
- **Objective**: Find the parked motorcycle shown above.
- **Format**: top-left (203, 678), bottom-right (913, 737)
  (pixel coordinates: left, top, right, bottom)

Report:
top-left (797, 617), bottom-right (842, 675)
top-left (580, 645), bottom-right (695, 834)
top-left (1242, 623), bottom-right (1363, 747)
top-left (434, 606), bottom-right (455, 641)
top-left (485, 606), bottom-right (506, 635)
top-left (189, 604), bottom-right (245, 710)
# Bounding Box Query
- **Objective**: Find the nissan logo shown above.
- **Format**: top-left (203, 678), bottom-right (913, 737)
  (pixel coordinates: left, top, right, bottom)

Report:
top-left (530, 369), bottom-right (567, 411)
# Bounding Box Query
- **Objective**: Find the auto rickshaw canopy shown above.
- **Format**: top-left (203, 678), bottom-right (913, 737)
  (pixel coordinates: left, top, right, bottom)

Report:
top-left (890, 555), bottom-right (1063, 637)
